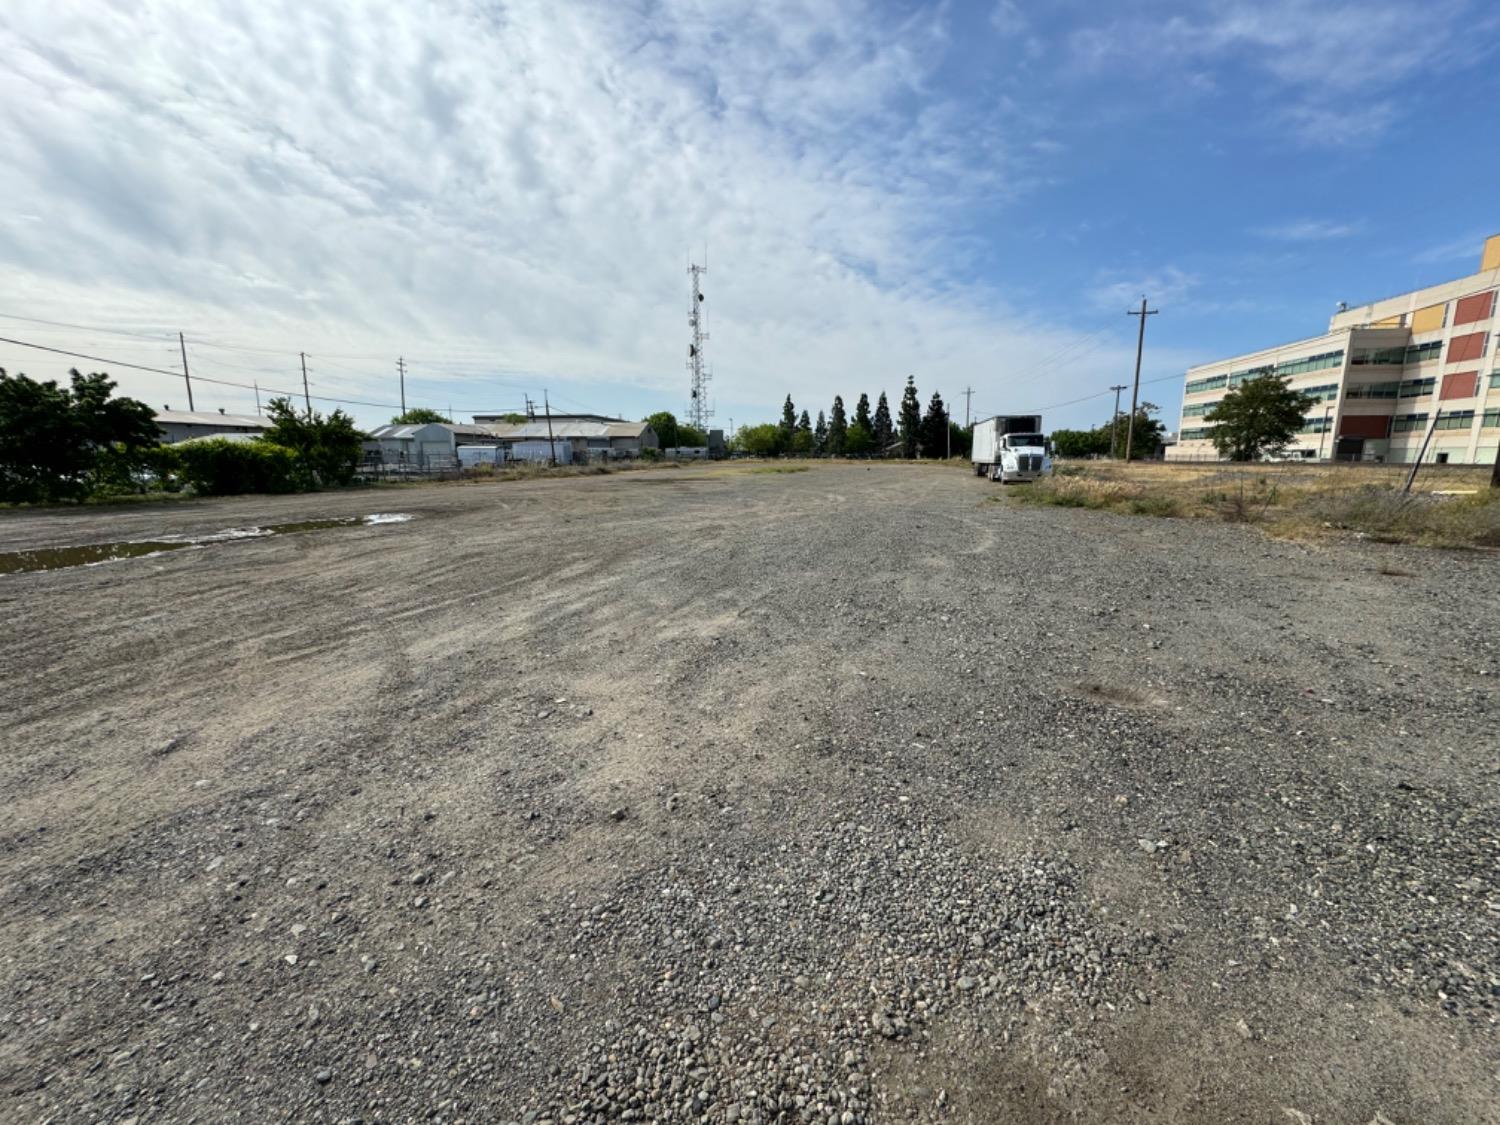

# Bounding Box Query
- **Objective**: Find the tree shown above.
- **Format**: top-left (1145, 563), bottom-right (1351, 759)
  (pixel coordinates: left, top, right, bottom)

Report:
top-left (644, 411), bottom-right (680, 450)
top-left (797, 409), bottom-right (812, 435)
top-left (814, 410), bottom-right (828, 456)
top-left (853, 393), bottom-right (872, 433)
top-left (1119, 402), bottom-right (1167, 460)
top-left (1205, 377), bottom-right (1312, 461)
top-left (262, 397), bottom-right (366, 487)
top-left (873, 392), bottom-right (894, 455)
top-left (827, 395), bottom-right (848, 457)
top-left (739, 423), bottom-right (783, 457)
top-left (780, 395), bottom-right (797, 451)
top-left (677, 423), bottom-right (708, 447)
top-left (947, 421), bottom-right (972, 460)
top-left (391, 407), bottom-right (447, 425)
top-left (0, 368), bottom-right (158, 502)
top-left (898, 377), bottom-right (921, 458)
top-left (918, 390), bottom-right (949, 458)
top-left (845, 420), bottom-right (874, 457)
top-left (1050, 428), bottom-right (1110, 459)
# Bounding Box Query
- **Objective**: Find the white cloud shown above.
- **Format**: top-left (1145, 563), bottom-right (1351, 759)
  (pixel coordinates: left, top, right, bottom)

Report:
top-left (1089, 267), bottom-right (1199, 313)
top-left (0, 0), bottom-right (1133, 427)
top-left (1254, 219), bottom-right (1363, 242)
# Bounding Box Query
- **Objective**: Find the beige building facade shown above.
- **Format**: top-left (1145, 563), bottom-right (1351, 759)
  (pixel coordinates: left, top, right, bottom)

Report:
top-left (1171, 235), bottom-right (1500, 464)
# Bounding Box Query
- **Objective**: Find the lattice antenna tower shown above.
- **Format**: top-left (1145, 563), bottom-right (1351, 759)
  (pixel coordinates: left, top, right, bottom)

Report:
top-left (686, 261), bottom-right (712, 431)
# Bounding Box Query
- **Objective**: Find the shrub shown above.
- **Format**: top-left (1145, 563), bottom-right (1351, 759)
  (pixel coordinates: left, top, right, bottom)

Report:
top-left (175, 438), bottom-right (299, 495)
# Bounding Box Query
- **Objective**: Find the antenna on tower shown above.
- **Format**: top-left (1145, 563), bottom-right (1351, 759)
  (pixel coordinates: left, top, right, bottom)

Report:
top-left (687, 260), bottom-right (712, 432)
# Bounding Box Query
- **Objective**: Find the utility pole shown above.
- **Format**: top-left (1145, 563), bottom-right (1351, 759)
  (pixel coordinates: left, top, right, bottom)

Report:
top-left (398, 357), bottom-right (407, 417)
top-left (961, 386), bottom-right (974, 429)
top-left (178, 332), bottom-right (195, 412)
top-left (254, 381), bottom-right (262, 415)
top-left (1108, 384), bottom-right (1127, 458)
top-left (1124, 297), bottom-right (1159, 462)
top-left (544, 389), bottom-right (557, 467)
top-left (300, 352), bottom-right (311, 416)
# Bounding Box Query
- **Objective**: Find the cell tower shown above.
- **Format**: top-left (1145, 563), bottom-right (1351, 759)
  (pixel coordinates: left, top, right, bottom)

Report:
top-left (686, 261), bottom-right (712, 431)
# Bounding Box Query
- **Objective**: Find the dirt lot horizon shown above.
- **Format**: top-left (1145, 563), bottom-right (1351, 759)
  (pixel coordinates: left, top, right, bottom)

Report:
top-left (1, 463), bottom-right (1495, 1124)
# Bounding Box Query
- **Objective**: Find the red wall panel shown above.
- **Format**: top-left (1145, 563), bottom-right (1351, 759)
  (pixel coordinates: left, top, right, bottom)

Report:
top-left (1339, 414), bottom-right (1391, 439)
top-left (1440, 371), bottom-right (1480, 401)
top-left (1446, 331), bottom-right (1487, 363)
top-left (1453, 290), bottom-right (1496, 326)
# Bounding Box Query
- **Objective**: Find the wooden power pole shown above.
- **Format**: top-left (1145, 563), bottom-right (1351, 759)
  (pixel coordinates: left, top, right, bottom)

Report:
top-left (1124, 298), bottom-right (1158, 461)
top-left (178, 332), bottom-right (195, 412)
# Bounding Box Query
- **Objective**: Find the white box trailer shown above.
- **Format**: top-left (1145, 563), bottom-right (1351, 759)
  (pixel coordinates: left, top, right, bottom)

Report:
top-left (972, 415), bottom-right (1052, 483)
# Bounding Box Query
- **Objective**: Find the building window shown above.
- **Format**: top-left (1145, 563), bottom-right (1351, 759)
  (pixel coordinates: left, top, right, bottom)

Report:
top-left (1295, 383), bottom-right (1340, 403)
top-left (1434, 410), bottom-right (1475, 430)
top-left (1404, 341), bottom-right (1444, 365)
top-left (1182, 402), bottom-right (1218, 417)
top-left (1273, 350), bottom-right (1345, 377)
top-left (1392, 413), bottom-right (1430, 433)
top-left (1345, 381), bottom-right (1400, 399)
top-left (1185, 374), bottom-right (1228, 395)
top-left (1298, 416), bottom-right (1334, 434)
top-left (1482, 409), bottom-right (1500, 428)
top-left (1181, 426), bottom-right (1217, 441)
top-left (1398, 377), bottom-right (1436, 397)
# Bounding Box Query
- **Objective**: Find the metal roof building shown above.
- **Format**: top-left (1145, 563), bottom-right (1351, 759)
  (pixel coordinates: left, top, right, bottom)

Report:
top-left (154, 409), bottom-right (273, 444)
top-left (482, 420), bottom-right (658, 457)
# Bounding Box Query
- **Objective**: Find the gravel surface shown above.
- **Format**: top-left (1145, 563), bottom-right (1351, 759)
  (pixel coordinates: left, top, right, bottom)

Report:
top-left (0, 463), bottom-right (1495, 1123)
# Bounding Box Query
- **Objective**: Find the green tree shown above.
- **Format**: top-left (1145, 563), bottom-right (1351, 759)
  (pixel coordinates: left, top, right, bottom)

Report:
top-left (391, 408), bottom-right (447, 424)
top-left (644, 411), bottom-right (680, 450)
top-left (262, 397), bottom-right (366, 487)
top-left (814, 410), bottom-right (828, 456)
top-left (845, 420), bottom-right (874, 457)
top-left (677, 423), bottom-right (709, 447)
top-left (0, 368), bottom-right (159, 502)
top-left (827, 395), bottom-right (848, 457)
top-left (1205, 378), bottom-right (1311, 461)
top-left (872, 392), bottom-right (894, 454)
top-left (1050, 427), bottom-right (1109, 459)
top-left (899, 376), bottom-right (921, 458)
top-left (918, 390), bottom-right (949, 458)
top-left (739, 422), bottom-right (783, 456)
top-left (779, 395), bottom-right (797, 450)
top-left (853, 393), bottom-right (872, 433)
top-left (796, 409), bottom-right (812, 436)
top-left (1118, 402), bottom-right (1167, 460)
top-left (947, 421), bottom-right (972, 459)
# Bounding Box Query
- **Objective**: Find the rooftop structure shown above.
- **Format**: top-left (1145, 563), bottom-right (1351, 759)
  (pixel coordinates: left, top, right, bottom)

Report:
top-left (154, 409), bottom-right (272, 444)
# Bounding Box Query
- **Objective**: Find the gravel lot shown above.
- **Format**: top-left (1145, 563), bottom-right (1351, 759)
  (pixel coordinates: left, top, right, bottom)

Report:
top-left (1, 462), bottom-right (1496, 1124)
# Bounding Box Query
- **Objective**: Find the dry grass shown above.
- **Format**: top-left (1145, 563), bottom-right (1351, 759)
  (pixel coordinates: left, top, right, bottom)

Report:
top-left (1010, 461), bottom-right (1500, 549)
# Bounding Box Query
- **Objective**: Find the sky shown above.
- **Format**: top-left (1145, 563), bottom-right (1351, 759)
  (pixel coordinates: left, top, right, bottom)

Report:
top-left (2, 0), bottom-right (1499, 434)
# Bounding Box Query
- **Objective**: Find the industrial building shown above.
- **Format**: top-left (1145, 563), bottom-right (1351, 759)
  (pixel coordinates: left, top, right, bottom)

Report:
top-left (363, 422), bottom-right (498, 469)
top-left (1172, 235), bottom-right (1500, 464)
top-left (154, 409), bottom-right (272, 444)
top-left (481, 419), bottom-right (658, 460)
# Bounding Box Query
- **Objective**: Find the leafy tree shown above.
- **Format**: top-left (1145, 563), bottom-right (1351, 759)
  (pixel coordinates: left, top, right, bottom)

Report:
top-left (845, 420), bottom-right (874, 457)
top-left (790, 428), bottom-right (815, 455)
top-left (677, 423), bottom-right (709, 447)
top-left (918, 390), bottom-right (949, 458)
top-left (796, 409), bottom-right (811, 435)
top-left (262, 397), bottom-right (366, 487)
top-left (814, 410), bottom-right (828, 456)
top-left (853, 393), bottom-right (872, 433)
top-left (0, 368), bottom-right (159, 502)
top-left (175, 438), bottom-right (298, 495)
top-left (644, 411), bottom-right (680, 450)
top-left (947, 421), bottom-right (973, 460)
top-left (872, 392), bottom-right (894, 454)
top-left (499, 412), bottom-right (527, 424)
top-left (1050, 427), bottom-right (1110, 459)
top-left (739, 423), bottom-right (783, 456)
top-left (391, 407), bottom-right (447, 424)
top-left (1205, 378), bottom-right (1311, 461)
top-left (827, 395), bottom-right (848, 457)
top-left (779, 395), bottom-right (797, 450)
top-left (898, 376), bottom-right (921, 458)
top-left (1119, 402), bottom-right (1167, 460)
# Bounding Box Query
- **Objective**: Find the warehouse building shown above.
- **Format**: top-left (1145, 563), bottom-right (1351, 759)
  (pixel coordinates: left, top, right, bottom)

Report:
top-left (1172, 235), bottom-right (1500, 464)
top-left (363, 422), bottom-right (499, 469)
top-left (154, 409), bottom-right (272, 444)
top-left (481, 419), bottom-right (658, 459)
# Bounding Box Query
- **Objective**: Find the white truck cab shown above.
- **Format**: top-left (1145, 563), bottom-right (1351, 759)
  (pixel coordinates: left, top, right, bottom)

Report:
top-left (971, 415), bottom-right (1053, 483)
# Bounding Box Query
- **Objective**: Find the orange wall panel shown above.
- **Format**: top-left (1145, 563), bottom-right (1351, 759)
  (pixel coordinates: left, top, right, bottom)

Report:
top-left (1484, 235), bottom-right (1500, 272)
top-left (1371, 315), bottom-right (1403, 327)
top-left (1440, 371), bottom-right (1479, 401)
top-left (1446, 332), bottom-right (1486, 364)
top-left (1453, 290), bottom-right (1496, 326)
top-left (1411, 303), bottom-right (1447, 334)
top-left (1339, 414), bottom-right (1391, 439)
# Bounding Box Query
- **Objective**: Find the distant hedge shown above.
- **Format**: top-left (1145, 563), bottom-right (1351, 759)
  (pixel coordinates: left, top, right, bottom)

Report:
top-left (173, 439), bottom-right (299, 496)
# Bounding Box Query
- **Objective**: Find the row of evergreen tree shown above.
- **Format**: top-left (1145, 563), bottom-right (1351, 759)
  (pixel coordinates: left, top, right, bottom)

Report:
top-left (739, 375), bottom-right (962, 458)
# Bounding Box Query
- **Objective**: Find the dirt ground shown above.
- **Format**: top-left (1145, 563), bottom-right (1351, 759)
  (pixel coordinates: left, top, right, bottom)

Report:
top-left (1, 463), bottom-right (1495, 1124)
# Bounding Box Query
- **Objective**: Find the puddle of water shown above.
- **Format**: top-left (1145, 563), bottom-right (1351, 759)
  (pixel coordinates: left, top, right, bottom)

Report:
top-left (0, 513), bottom-right (413, 576)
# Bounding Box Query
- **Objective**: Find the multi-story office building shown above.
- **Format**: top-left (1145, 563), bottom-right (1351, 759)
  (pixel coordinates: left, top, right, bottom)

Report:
top-left (1171, 235), bottom-right (1500, 464)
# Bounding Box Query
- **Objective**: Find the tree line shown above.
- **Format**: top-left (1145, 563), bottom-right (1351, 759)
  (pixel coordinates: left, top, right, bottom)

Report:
top-left (732, 375), bottom-right (970, 459)
top-left (0, 368), bottom-right (366, 503)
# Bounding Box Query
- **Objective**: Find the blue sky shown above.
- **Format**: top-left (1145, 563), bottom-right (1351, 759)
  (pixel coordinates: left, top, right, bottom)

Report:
top-left (1, 0), bottom-right (1498, 433)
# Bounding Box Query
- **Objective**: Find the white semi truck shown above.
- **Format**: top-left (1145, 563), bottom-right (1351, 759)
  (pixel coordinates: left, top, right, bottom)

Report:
top-left (971, 414), bottom-right (1052, 483)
